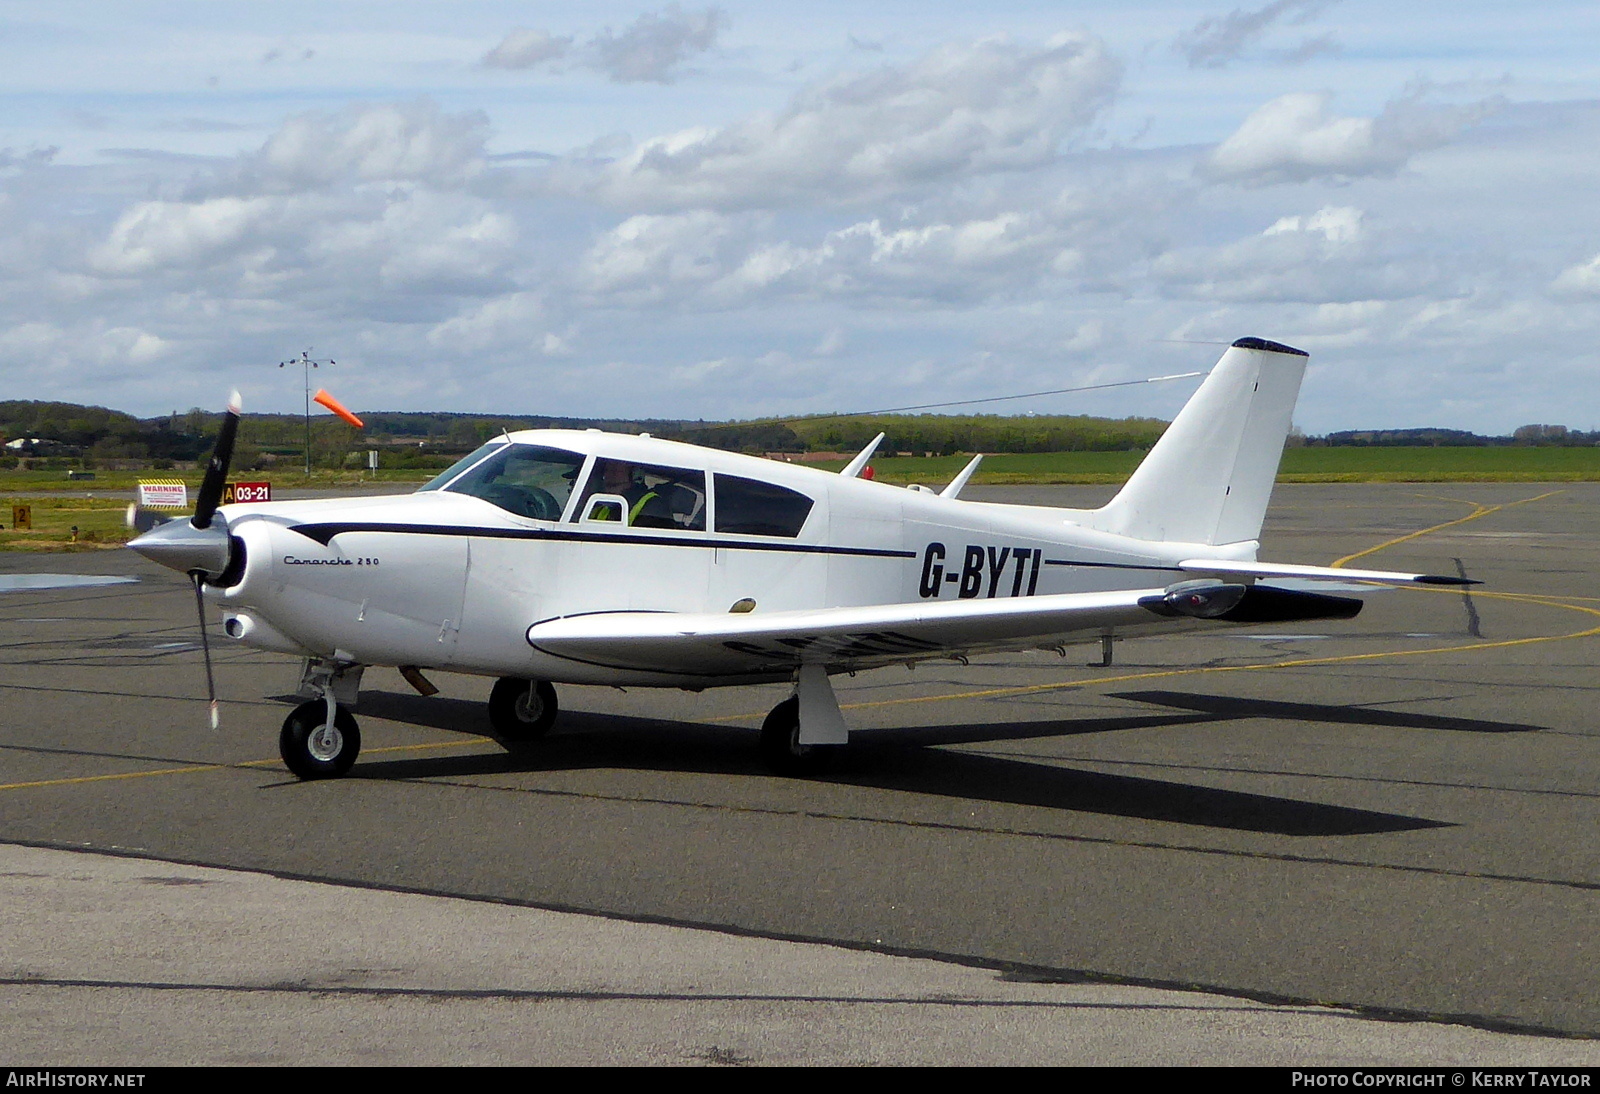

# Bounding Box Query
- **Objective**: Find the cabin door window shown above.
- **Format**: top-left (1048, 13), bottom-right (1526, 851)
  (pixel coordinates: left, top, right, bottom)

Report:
top-left (571, 459), bottom-right (707, 530)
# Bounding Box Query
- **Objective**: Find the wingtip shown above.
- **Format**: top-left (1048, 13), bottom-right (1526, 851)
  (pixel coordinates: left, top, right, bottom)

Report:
top-left (1415, 574), bottom-right (1481, 586)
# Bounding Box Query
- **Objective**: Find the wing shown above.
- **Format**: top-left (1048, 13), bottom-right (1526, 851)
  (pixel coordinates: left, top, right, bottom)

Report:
top-left (524, 580), bottom-right (1360, 679)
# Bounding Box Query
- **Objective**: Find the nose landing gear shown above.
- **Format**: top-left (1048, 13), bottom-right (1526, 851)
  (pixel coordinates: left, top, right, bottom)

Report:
top-left (280, 659), bottom-right (365, 779)
top-left (279, 699), bottom-right (361, 779)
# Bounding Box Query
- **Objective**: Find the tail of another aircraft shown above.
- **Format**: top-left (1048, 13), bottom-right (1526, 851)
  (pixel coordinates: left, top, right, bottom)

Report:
top-left (1088, 337), bottom-right (1308, 547)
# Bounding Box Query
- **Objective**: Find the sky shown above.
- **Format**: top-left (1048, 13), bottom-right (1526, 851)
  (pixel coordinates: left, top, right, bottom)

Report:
top-left (1, 1), bottom-right (1598, 433)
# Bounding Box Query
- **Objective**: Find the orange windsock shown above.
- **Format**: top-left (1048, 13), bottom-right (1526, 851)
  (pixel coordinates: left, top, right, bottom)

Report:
top-left (313, 388), bottom-right (364, 429)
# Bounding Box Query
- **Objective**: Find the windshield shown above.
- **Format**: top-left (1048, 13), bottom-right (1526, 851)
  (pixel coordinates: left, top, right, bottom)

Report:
top-left (443, 443), bottom-right (587, 521)
top-left (417, 441), bottom-right (508, 492)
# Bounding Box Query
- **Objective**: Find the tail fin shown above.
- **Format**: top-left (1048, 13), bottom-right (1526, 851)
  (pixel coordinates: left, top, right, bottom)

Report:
top-left (1090, 337), bottom-right (1307, 546)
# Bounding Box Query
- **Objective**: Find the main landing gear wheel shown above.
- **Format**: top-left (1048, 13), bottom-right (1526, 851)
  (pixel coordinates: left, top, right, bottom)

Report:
top-left (759, 697), bottom-right (837, 776)
top-left (488, 677), bottom-right (558, 741)
top-left (279, 700), bottom-right (361, 780)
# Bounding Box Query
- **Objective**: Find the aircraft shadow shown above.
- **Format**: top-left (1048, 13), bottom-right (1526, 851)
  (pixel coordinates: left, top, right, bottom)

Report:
top-left (837, 743), bottom-right (1447, 836)
top-left (1111, 690), bottom-right (1545, 734)
top-left (344, 692), bottom-right (1446, 837)
top-left (346, 692), bottom-right (495, 735)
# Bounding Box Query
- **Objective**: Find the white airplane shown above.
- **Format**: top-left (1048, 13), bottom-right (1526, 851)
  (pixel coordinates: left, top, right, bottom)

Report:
top-left (128, 338), bottom-right (1472, 779)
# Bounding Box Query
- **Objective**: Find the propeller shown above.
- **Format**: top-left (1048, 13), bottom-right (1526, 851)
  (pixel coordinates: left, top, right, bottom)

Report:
top-left (127, 391), bottom-right (243, 729)
top-left (126, 391), bottom-right (241, 580)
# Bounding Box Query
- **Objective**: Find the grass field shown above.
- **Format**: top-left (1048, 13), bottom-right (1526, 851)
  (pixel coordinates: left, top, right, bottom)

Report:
top-left (0, 496), bottom-right (136, 551)
top-left (840, 446), bottom-right (1600, 485)
top-left (5, 446), bottom-right (1599, 550)
top-left (0, 469), bottom-right (427, 550)
top-left (0, 468), bottom-right (427, 494)
top-left (1276, 446), bottom-right (1600, 481)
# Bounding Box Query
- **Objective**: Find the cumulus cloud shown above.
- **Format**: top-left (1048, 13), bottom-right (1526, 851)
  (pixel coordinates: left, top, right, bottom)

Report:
top-left (427, 292), bottom-right (544, 353)
top-left (252, 101), bottom-right (488, 190)
top-left (306, 192), bottom-right (517, 295)
top-left (0, 320), bottom-right (169, 376)
top-left (482, 28), bottom-right (573, 70)
top-left (1551, 254), bottom-right (1600, 296)
top-left (1263, 204), bottom-right (1362, 242)
top-left (713, 212), bottom-right (1070, 302)
top-left (90, 186), bottom-right (520, 322)
top-left (1176, 0), bottom-right (1338, 69)
top-left (14, 22), bottom-right (1594, 434)
top-left (481, 7), bottom-right (723, 84)
top-left (1151, 205), bottom-right (1442, 303)
top-left (580, 210), bottom-right (738, 300)
top-left (567, 203), bottom-right (1078, 309)
top-left (91, 196), bottom-right (282, 275)
top-left (80, 100), bottom-right (509, 322)
top-left (581, 34), bottom-right (1120, 210)
top-left (1204, 89), bottom-right (1498, 184)
top-left (84, 104), bottom-right (518, 328)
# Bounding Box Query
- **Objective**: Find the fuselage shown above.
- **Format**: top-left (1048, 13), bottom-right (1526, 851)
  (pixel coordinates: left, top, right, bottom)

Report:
top-left (208, 429), bottom-right (1257, 685)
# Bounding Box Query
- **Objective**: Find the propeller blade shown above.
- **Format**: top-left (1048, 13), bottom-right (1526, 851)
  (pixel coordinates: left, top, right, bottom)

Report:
top-left (193, 390), bottom-right (242, 531)
top-left (191, 573), bottom-right (220, 729)
top-left (125, 504), bottom-right (171, 534)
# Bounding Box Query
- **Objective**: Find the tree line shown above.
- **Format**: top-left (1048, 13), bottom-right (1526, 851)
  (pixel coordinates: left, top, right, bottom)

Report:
top-left (2, 399), bottom-right (1595, 472)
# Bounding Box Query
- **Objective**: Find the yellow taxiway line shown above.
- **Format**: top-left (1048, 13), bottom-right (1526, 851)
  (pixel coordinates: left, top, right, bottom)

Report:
top-left (0, 738), bottom-right (494, 793)
top-left (1330, 490), bottom-right (1562, 569)
top-left (830, 588), bottom-right (1600, 715)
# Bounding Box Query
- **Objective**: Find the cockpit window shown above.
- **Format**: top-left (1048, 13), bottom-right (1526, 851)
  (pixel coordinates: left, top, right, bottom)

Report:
top-left (417, 441), bottom-right (508, 492)
top-left (714, 474), bottom-right (814, 538)
top-left (573, 458), bottom-right (706, 531)
top-left (443, 444), bottom-right (586, 521)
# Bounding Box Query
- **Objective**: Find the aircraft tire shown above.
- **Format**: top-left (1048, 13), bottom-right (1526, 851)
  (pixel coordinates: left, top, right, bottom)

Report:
top-left (759, 697), bottom-right (837, 776)
top-left (279, 700), bottom-right (361, 780)
top-left (488, 677), bottom-right (558, 741)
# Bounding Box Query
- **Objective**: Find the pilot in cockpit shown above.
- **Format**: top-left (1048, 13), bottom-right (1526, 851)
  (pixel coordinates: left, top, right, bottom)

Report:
top-left (597, 460), bottom-right (674, 528)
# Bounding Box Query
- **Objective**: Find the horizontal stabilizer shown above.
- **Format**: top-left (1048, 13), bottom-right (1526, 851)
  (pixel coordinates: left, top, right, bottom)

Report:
top-left (1178, 559), bottom-right (1478, 587)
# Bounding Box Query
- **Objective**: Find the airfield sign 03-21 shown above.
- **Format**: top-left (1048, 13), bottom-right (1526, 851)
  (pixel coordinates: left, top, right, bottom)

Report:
top-left (223, 482), bottom-right (271, 505)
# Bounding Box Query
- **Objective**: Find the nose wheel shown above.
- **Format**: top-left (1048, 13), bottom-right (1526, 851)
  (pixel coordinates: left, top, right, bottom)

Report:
top-left (280, 699), bottom-right (361, 779)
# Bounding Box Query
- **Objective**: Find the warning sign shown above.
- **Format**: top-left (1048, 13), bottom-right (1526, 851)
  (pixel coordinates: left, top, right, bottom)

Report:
top-left (138, 480), bottom-right (188, 509)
